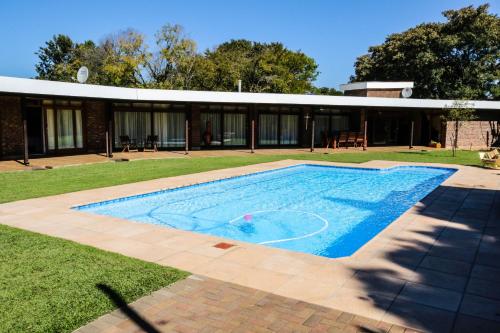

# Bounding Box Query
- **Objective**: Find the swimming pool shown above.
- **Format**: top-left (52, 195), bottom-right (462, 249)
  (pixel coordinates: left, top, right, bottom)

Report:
top-left (76, 164), bottom-right (455, 258)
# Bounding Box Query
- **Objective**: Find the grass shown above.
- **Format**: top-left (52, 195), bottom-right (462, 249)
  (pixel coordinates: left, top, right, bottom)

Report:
top-left (0, 224), bottom-right (188, 333)
top-left (0, 149), bottom-right (480, 204)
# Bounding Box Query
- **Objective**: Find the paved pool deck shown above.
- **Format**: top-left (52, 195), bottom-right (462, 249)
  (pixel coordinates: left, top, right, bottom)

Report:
top-left (1, 160), bottom-right (499, 332)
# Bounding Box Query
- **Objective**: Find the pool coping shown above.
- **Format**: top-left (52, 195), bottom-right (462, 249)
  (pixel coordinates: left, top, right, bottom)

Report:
top-left (0, 159), bottom-right (498, 331)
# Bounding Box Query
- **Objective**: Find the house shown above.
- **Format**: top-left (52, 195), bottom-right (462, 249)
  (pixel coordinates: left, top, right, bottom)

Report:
top-left (0, 76), bottom-right (498, 164)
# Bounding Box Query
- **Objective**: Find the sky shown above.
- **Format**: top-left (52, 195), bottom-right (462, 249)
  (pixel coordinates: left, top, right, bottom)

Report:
top-left (0, 0), bottom-right (498, 89)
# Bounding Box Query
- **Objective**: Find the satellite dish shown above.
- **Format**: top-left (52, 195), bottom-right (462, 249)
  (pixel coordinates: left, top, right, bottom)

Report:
top-left (76, 66), bottom-right (89, 83)
top-left (401, 87), bottom-right (412, 98)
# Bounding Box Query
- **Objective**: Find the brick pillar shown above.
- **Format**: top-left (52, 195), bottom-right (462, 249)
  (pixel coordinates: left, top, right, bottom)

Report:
top-left (0, 96), bottom-right (23, 158)
top-left (190, 104), bottom-right (201, 149)
top-left (84, 101), bottom-right (107, 153)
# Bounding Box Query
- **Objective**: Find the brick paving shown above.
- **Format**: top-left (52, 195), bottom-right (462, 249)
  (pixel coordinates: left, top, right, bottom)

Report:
top-left (75, 275), bottom-right (418, 333)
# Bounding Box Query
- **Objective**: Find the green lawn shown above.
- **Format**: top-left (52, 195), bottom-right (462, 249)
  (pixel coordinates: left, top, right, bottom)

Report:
top-left (0, 149), bottom-right (480, 204)
top-left (0, 224), bottom-right (188, 333)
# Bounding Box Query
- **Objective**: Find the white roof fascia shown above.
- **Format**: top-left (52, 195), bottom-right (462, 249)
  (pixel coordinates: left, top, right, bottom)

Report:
top-left (0, 76), bottom-right (498, 110)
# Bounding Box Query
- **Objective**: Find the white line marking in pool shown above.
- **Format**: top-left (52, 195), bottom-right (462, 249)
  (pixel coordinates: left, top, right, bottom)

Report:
top-left (228, 210), bottom-right (329, 245)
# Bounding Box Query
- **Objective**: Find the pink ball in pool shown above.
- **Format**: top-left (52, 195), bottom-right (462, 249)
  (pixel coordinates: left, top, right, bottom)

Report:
top-left (243, 214), bottom-right (252, 221)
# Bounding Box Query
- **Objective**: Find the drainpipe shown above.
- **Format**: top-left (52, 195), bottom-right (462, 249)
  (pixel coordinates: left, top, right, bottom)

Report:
top-left (238, 80), bottom-right (242, 93)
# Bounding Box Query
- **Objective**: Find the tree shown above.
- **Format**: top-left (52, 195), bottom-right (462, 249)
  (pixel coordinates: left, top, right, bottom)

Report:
top-left (34, 27), bottom-right (321, 93)
top-left (193, 39), bottom-right (319, 93)
top-left (309, 86), bottom-right (343, 96)
top-left (100, 29), bottom-right (149, 87)
top-left (35, 34), bottom-right (76, 81)
top-left (441, 100), bottom-right (477, 156)
top-left (351, 4), bottom-right (500, 100)
top-left (145, 24), bottom-right (198, 89)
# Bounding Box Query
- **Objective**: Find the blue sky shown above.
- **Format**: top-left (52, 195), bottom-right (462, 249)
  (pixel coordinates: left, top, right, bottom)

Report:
top-left (0, 0), bottom-right (497, 89)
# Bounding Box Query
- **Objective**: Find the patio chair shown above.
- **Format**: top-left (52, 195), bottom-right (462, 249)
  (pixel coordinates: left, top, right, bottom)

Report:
top-left (337, 132), bottom-right (349, 148)
top-left (479, 149), bottom-right (500, 169)
top-left (354, 132), bottom-right (365, 148)
top-left (119, 135), bottom-right (138, 153)
top-left (346, 132), bottom-right (356, 148)
top-left (144, 135), bottom-right (159, 152)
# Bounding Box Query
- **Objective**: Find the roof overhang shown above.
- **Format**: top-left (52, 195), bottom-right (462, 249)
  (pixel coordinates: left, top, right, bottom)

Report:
top-left (0, 76), bottom-right (498, 110)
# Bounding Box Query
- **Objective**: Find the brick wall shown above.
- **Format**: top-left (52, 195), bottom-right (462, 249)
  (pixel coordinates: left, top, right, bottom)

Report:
top-left (344, 89), bottom-right (402, 98)
top-left (85, 100), bottom-right (107, 152)
top-left (190, 104), bottom-right (201, 149)
top-left (0, 96), bottom-right (23, 157)
top-left (444, 121), bottom-right (498, 149)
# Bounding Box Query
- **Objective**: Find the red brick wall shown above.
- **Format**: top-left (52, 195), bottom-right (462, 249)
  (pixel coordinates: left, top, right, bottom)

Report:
top-left (444, 121), bottom-right (497, 149)
top-left (0, 96), bottom-right (23, 157)
top-left (84, 101), bottom-right (107, 153)
top-left (190, 104), bottom-right (201, 149)
top-left (344, 89), bottom-right (402, 98)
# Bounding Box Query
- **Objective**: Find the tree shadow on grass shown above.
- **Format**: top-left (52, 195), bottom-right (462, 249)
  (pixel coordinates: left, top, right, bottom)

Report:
top-left (96, 284), bottom-right (161, 333)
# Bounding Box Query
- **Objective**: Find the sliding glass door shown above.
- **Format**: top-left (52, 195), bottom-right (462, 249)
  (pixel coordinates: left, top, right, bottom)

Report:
top-left (280, 114), bottom-right (298, 145)
top-left (314, 114), bottom-right (330, 146)
top-left (224, 113), bottom-right (246, 146)
top-left (154, 112), bottom-right (185, 147)
top-left (200, 112), bottom-right (222, 146)
top-left (200, 111), bottom-right (247, 147)
top-left (313, 111), bottom-right (351, 146)
top-left (259, 114), bottom-right (278, 145)
top-left (259, 113), bottom-right (299, 146)
top-left (114, 112), bottom-right (151, 148)
top-left (45, 100), bottom-right (84, 151)
top-left (113, 103), bottom-right (187, 150)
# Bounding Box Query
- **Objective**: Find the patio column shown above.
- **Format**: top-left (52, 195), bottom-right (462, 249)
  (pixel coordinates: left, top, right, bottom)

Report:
top-left (251, 120), bottom-right (255, 153)
top-left (409, 121), bottom-right (414, 149)
top-left (362, 110), bottom-right (368, 151)
top-left (185, 119), bottom-right (189, 155)
top-left (106, 102), bottom-right (113, 158)
top-left (21, 98), bottom-right (29, 165)
top-left (310, 120), bottom-right (315, 152)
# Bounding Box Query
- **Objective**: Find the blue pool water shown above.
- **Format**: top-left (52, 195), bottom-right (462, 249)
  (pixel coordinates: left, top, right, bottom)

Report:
top-left (76, 164), bottom-right (455, 258)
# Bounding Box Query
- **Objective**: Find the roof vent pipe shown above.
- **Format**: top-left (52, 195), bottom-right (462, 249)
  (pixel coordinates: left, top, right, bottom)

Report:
top-left (238, 80), bottom-right (242, 93)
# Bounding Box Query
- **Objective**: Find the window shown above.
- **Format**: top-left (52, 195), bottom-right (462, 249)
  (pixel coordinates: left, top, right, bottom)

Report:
top-left (313, 112), bottom-right (351, 146)
top-left (259, 114), bottom-right (278, 145)
top-left (331, 115), bottom-right (349, 131)
top-left (200, 112), bottom-right (246, 147)
top-left (114, 112), bottom-right (151, 148)
top-left (280, 114), bottom-right (298, 145)
top-left (154, 112), bottom-right (185, 147)
top-left (200, 112), bottom-right (222, 146)
top-left (45, 101), bottom-right (83, 150)
top-left (314, 114), bottom-right (330, 146)
top-left (224, 113), bottom-right (246, 146)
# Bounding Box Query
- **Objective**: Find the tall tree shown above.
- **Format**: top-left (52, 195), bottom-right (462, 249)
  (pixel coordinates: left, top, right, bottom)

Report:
top-left (35, 34), bottom-right (76, 81)
top-left (309, 86), bottom-right (343, 96)
top-left (352, 4), bottom-right (499, 100)
top-left (146, 24), bottom-right (198, 89)
top-left (194, 40), bottom-right (319, 93)
top-left (100, 29), bottom-right (148, 87)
